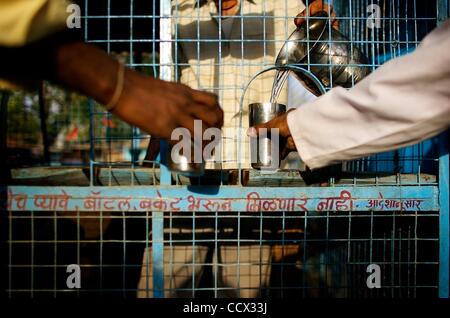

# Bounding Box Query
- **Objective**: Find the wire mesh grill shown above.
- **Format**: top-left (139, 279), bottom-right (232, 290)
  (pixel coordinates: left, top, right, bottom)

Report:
top-left (2, 0), bottom-right (448, 299)
top-left (5, 210), bottom-right (440, 297)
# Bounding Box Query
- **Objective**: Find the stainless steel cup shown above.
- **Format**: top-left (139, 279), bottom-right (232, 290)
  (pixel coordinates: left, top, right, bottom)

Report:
top-left (249, 103), bottom-right (286, 170)
top-left (167, 142), bottom-right (205, 177)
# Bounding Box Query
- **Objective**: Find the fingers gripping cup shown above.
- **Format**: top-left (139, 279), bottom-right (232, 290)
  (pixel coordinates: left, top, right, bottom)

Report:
top-left (249, 103), bottom-right (286, 171)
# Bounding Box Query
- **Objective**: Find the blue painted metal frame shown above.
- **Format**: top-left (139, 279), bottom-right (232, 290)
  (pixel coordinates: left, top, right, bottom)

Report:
top-left (437, 0), bottom-right (449, 299)
top-left (152, 140), bottom-right (170, 298)
top-left (4, 0), bottom-right (444, 298)
top-left (7, 185), bottom-right (440, 213)
top-left (438, 132), bottom-right (449, 298)
top-left (155, 0), bottom-right (173, 297)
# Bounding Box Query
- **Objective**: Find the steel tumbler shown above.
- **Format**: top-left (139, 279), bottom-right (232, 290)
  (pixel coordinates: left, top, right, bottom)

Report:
top-left (167, 142), bottom-right (205, 177)
top-left (249, 102), bottom-right (286, 170)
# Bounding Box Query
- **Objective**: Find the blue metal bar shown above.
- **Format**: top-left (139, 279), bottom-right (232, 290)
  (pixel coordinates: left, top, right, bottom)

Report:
top-left (438, 131), bottom-right (449, 298)
top-left (159, 141), bottom-right (171, 185)
top-left (153, 0), bottom-right (173, 298)
top-left (437, 0), bottom-right (449, 299)
top-left (151, 210), bottom-right (164, 298)
top-left (7, 185), bottom-right (439, 212)
top-left (87, 99), bottom-right (96, 186)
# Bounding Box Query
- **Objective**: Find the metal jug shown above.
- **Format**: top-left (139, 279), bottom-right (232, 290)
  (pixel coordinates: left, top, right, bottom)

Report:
top-left (276, 11), bottom-right (370, 95)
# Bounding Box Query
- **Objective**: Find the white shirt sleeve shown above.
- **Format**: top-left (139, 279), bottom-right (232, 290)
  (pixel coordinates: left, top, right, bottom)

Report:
top-left (287, 20), bottom-right (450, 170)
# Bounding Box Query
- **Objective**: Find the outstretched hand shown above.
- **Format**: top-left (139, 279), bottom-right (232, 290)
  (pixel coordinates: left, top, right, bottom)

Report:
top-left (112, 69), bottom-right (223, 141)
top-left (50, 41), bottom-right (223, 142)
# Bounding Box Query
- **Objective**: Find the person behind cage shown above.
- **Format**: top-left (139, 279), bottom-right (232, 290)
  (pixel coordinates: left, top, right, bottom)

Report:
top-left (140, 0), bottom-right (339, 298)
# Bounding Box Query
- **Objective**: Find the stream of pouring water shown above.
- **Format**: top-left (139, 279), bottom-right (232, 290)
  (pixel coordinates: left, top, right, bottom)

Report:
top-left (270, 70), bottom-right (290, 103)
top-left (231, 69), bottom-right (290, 119)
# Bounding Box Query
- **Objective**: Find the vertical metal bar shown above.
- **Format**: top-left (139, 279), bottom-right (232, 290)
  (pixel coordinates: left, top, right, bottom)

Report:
top-left (76, 209), bottom-right (80, 298)
top-left (383, 233), bottom-right (386, 297)
top-left (30, 211), bottom-right (34, 298)
top-left (414, 210), bottom-right (418, 297)
top-left (237, 0), bottom-right (244, 183)
top-left (53, 211), bottom-right (57, 298)
top-left (306, 0), bottom-right (311, 73)
top-left (38, 83), bottom-right (50, 163)
top-left (99, 209), bottom-right (103, 296)
top-left (191, 211), bottom-right (196, 297)
top-left (84, 0), bottom-right (96, 186)
top-left (237, 211), bottom-right (241, 297)
top-left (325, 210), bottom-right (329, 295)
top-left (398, 229), bottom-right (402, 297)
top-left (407, 226), bottom-right (411, 298)
top-left (123, 0), bottom-right (136, 295)
top-left (437, 0), bottom-right (449, 299)
top-left (438, 131), bottom-right (449, 298)
top-left (88, 100), bottom-right (95, 185)
top-left (364, 240), bottom-right (367, 298)
top-left (348, 0), bottom-right (355, 91)
top-left (8, 211), bottom-right (12, 298)
top-left (105, 0), bottom-right (112, 169)
top-left (413, 0), bottom-right (418, 51)
top-left (438, 0), bottom-right (450, 26)
top-left (130, 0), bottom-right (139, 178)
top-left (166, 212), bottom-right (174, 295)
top-left (214, 1), bottom-right (221, 298)
top-left (159, 0), bottom-right (172, 186)
top-left (356, 240), bottom-right (359, 297)
top-left (106, 0), bottom-right (111, 53)
top-left (302, 209), bottom-right (308, 298)
top-left (281, 211), bottom-right (286, 298)
top-left (145, 211), bottom-right (150, 298)
top-left (369, 210), bottom-right (373, 274)
top-left (214, 211), bottom-right (218, 298)
top-left (151, 210), bottom-right (164, 298)
top-left (152, 0), bottom-right (173, 298)
top-left (258, 211), bottom-right (263, 296)
top-left (122, 211), bottom-right (126, 298)
top-left (0, 91), bottom-right (10, 182)
top-left (390, 228), bottom-right (394, 298)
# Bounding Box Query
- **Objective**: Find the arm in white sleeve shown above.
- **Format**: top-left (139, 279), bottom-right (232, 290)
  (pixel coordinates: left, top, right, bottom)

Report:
top-left (288, 20), bottom-right (450, 170)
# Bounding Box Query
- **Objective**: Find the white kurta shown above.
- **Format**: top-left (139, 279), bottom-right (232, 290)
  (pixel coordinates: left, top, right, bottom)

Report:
top-left (288, 19), bottom-right (450, 170)
top-left (174, 0), bottom-right (306, 169)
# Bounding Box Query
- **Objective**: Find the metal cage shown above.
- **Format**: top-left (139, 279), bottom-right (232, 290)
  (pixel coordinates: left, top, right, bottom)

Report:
top-left (2, 0), bottom-right (449, 298)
